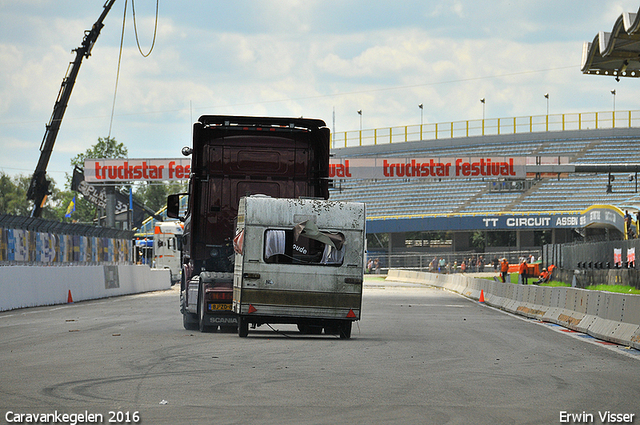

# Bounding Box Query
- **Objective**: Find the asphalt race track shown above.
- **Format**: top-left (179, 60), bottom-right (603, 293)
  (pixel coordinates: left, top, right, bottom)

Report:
top-left (0, 278), bottom-right (639, 425)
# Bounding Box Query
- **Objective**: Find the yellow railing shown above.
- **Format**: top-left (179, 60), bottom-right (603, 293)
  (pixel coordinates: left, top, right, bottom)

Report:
top-left (331, 110), bottom-right (640, 149)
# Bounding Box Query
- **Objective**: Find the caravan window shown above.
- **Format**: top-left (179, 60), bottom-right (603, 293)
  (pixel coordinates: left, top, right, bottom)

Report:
top-left (263, 229), bottom-right (345, 266)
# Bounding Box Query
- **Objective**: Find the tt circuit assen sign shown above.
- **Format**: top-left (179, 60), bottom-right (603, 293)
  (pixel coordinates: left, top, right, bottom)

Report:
top-left (328, 157), bottom-right (526, 179)
top-left (367, 213), bottom-right (583, 234)
top-left (85, 158), bottom-right (191, 182)
top-left (366, 206), bottom-right (626, 234)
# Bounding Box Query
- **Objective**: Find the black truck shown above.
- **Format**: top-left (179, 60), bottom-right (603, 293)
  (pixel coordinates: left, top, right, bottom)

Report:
top-left (167, 115), bottom-right (330, 332)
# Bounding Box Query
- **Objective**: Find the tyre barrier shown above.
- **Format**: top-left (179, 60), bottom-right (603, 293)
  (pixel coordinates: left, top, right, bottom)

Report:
top-left (387, 269), bottom-right (640, 350)
top-left (0, 265), bottom-right (171, 312)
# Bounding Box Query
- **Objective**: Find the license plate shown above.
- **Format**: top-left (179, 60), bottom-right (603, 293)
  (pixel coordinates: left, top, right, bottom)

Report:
top-left (209, 303), bottom-right (232, 311)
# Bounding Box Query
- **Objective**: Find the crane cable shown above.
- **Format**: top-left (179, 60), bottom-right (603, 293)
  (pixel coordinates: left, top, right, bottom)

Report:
top-left (108, 0), bottom-right (159, 138)
top-left (132, 0), bottom-right (159, 57)
top-left (108, 0), bottom-right (128, 139)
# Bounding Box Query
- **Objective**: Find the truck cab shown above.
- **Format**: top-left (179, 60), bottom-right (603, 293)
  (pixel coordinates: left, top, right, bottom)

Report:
top-left (152, 221), bottom-right (183, 284)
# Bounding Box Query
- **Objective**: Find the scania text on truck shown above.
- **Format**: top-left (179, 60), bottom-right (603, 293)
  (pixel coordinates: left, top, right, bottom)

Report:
top-left (167, 115), bottom-right (330, 332)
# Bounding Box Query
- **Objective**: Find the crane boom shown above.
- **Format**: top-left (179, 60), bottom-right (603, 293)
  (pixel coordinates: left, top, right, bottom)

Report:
top-left (27, 0), bottom-right (117, 217)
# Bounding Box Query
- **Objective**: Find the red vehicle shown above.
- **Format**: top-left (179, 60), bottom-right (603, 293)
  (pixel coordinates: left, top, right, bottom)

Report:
top-left (167, 115), bottom-right (330, 332)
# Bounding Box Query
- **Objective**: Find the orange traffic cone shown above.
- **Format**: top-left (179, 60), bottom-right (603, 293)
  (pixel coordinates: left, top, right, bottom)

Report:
top-left (479, 289), bottom-right (485, 303)
top-left (67, 290), bottom-right (74, 304)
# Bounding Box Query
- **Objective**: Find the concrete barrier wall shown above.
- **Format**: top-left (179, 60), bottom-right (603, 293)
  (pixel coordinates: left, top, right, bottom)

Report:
top-left (0, 265), bottom-right (171, 312)
top-left (387, 269), bottom-right (640, 350)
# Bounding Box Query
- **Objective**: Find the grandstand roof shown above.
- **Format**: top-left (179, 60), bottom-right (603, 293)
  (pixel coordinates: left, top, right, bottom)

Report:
top-left (581, 6), bottom-right (640, 79)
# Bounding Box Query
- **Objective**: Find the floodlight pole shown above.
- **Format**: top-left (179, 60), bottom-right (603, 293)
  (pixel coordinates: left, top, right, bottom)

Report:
top-left (418, 103), bottom-right (424, 139)
top-left (357, 110), bottom-right (362, 145)
top-left (480, 98), bottom-right (486, 135)
top-left (544, 93), bottom-right (549, 115)
top-left (611, 89), bottom-right (616, 112)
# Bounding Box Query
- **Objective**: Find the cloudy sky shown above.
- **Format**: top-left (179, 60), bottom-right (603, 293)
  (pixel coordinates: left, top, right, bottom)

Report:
top-left (1, 0), bottom-right (639, 186)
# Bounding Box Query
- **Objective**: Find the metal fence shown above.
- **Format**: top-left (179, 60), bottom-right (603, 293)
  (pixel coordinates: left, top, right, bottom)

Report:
top-left (0, 214), bottom-right (135, 266)
top-left (544, 239), bottom-right (640, 270)
top-left (332, 109), bottom-right (640, 149)
top-left (369, 240), bottom-right (640, 275)
top-left (367, 249), bottom-right (541, 274)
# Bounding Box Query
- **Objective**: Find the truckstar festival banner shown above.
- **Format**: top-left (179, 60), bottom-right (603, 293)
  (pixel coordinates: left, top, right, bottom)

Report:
top-left (84, 158), bottom-right (191, 182)
top-left (85, 156), bottom-right (526, 182)
top-left (328, 157), bottom-right (526, 179)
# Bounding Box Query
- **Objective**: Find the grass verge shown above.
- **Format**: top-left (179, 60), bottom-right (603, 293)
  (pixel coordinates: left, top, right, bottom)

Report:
top-left (480, 275), bottom-right (639, 293)
top-left (364, 275), bottom-right (387, 283)
top-left (584, 284), bottom-right (640, 294)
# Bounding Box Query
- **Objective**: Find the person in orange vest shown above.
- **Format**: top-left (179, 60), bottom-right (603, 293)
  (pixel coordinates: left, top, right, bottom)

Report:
top-left (518, 258), bottom-right (528, 285)
top-left (500, 258), bottom-right (509, 283)
top-left (535, 268), bottom-right (550, 284)
top-left (547, 264), bottom-right (556, 280)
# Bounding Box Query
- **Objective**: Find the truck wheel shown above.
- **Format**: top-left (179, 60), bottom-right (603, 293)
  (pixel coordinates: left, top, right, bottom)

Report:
top-left (339, 321), bottom-right (352, 339)
top-left (238, 317), bottom-right (249, 337)
top-left (181, 292), bottom-right (198, 330)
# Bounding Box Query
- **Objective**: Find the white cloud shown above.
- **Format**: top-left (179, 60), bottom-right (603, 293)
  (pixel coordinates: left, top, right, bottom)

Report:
top-left (428, 1), bottom-right (465, 19)
top-left (2, 0), bottom-right (640, 181)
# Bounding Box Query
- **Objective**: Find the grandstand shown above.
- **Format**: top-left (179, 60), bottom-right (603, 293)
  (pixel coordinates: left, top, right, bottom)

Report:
top-left (134, 124), bottom-right (640, 258)
top-left (329, 126), bottom-right (640, 253)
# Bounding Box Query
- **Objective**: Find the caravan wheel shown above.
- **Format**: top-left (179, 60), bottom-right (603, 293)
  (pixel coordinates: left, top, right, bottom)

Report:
top-left (340, 321), bottom-right (352, 339)
top-left (238, 317), bottom-right (249, 337)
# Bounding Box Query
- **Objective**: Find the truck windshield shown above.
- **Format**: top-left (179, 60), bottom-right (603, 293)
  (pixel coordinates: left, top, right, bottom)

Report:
top-left (263, 229), bottom-right (345, 266)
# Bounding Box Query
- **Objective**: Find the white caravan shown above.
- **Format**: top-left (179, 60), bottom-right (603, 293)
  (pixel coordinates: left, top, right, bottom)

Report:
top-left (233, 196), bottom-right (366, 338)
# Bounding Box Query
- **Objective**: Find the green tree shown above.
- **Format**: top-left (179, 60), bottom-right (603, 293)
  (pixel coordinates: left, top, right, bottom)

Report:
top-left (0, 172), bottom-right (30, 215)
top-left (0, 172), bottom-right (69, 220)
top-left (51, 189), bottom-right (97, 224)
top-left (471, 231), bottom-right (486, 251)
top-left (39, 178), bottom-right (66, 221)
top-left (69, 136), bottom-right (128, 172)
top-left (134, 181), bottom-right (187, 214)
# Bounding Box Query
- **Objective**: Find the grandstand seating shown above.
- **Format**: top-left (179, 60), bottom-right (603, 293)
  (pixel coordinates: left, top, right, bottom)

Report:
top-left (575, 139), bottom-right (640, 164)
top-left (135, 130), bottom-right (640, 235)
top-left (329, 133), bottom-right (640, 218)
